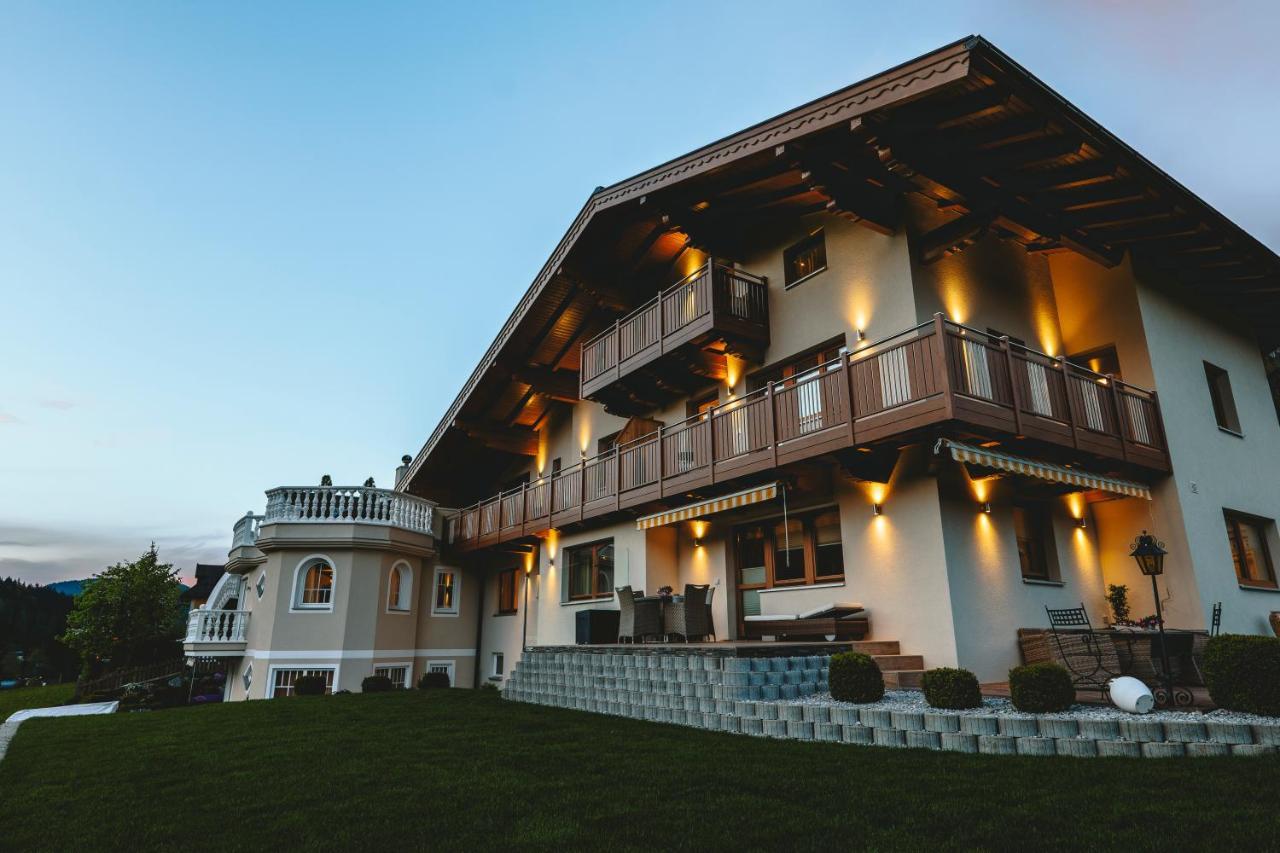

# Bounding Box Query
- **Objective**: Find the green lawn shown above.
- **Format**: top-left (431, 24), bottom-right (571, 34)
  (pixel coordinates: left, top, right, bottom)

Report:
top-left (2, 690), bottom-right (1278, 852)
top-left (0, 683), bottom-right (75, 721)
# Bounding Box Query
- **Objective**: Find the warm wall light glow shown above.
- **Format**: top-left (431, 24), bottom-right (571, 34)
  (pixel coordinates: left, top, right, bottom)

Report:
top-left (689, 520), bottom-right (709, 542)
top-left (965, 470), bottom-right (999, 503)
top-left (678, 248), bottom-right (707, 279)
top-left (577, 411), bottom-right (593, 455)
top-left (939, 270), bottom-right (970, 325)
top-left (536, 429), bottom-right (549, 475)
top-left (724, 355), bottom-right (743, 392)
top-left (545, 529), bottom-right (559, 566)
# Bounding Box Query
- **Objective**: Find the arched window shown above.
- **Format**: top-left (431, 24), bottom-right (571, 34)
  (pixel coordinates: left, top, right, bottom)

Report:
top-left (293, 558), bottom-right (335, 610)
top-left (388, 563), bottom-right (412, 612)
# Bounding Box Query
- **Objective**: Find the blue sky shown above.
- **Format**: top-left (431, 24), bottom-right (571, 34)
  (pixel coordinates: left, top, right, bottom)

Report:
top-left (2, 1), bottom-right (1277, 584)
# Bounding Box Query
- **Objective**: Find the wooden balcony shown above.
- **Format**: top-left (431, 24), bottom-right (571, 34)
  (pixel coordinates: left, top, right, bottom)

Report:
top-left (579, 260), bottom-right (769, 406)
top-left (448, 315), bottom-right (1169, 553)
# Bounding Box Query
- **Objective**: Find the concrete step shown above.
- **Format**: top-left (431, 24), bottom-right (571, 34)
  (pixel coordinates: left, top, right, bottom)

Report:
top-left (882, 669), bottom-right (925, 690)
top-left (847, 640), bottom-right (900, 656)
top-left (872, 654), bottom-right (924, 672)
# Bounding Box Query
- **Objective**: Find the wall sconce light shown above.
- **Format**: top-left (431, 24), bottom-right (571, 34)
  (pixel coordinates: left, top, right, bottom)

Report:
top-left (856, 329), bottom-right (867, 342)
top-left (871, 503), bottom-right (883, 516)
top-left (1076, 517), bottom-right (1088, 530)
top-left (548, 557), bottom-right (555, 570)
top-left (692, 537), bottom-right (704, 548)
top-left (980, 501), bottom-right (992, 514)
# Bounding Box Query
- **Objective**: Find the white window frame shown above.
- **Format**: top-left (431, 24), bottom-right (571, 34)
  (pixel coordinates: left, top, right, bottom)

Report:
top-left (386, 561), bottom-right (413, 613)
top-left (290, 555), bottom-right (336, 613)
top-left (425, 660), bottom-right (456, 686)
top-left (266, 665), bottom-right (338, 698)
top-left (431, 568), bottom-right (460, 616)
top-left (491, 651), bottom-right (505, 679)
top-left (373, 663), bottom-right (412, 690)
top-left (242, 661), bottom-right (254, 693)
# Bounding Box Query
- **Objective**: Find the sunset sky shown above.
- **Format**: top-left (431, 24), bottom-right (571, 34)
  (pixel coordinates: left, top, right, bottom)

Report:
top-left (2, 1), bottom-right (1276, 584)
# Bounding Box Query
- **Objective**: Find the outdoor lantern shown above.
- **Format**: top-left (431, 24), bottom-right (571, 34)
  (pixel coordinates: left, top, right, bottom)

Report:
top-left (1129, 530), bottom-right (1167, 576)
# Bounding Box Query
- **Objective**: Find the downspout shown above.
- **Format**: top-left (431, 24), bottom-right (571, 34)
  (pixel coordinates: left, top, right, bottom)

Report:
top-left (472, 570), bottom-right (484, 689)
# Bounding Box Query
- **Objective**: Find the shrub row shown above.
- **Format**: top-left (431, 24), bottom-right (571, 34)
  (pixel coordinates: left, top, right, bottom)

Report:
top-left (1204, 634), bottom-right (1280, 716)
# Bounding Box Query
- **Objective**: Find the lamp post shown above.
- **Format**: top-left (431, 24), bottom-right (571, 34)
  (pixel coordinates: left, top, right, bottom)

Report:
top-left (1129, 530), bottom-right (1175, 706)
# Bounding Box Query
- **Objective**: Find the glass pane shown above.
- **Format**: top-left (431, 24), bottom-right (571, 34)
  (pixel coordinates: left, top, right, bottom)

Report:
top-left (741, 589), bottom-right (761, 618)
top-left (567, 547), bottom-right (592, 598)
top-left (737, 525), bottom-right (766, 584)
top-left (773, 519), bottom-right (805, 582)
top-left (814, 511), bottom-right (844, 578)
top-left (595, 544), bottom-right (614, 597)
top-left (436, 572), bottom-right (454, 609)
top-left (1232, 519), bottom-right (1271, 582)
top-left (1014, 506), bottom-right (1049, 578)
top-left (740, 565), bottom-right (767, 586)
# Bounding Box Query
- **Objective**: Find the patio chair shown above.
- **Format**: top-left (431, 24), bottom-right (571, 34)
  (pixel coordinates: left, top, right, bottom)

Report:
top-left (633, 595), bottom-right (663, 643)
top-left (616, 587), bottom-right (636, 643)
top-left (1044, 603), bottom-right (1119, 698)
top-left (704, 585), bottom-right (716, 642)
top-left (662, 584), bottom-right (711, 642)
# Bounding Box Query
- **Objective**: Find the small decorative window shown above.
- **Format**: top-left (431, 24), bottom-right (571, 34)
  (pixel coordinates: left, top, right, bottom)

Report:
top-left (783, 229), bottom-right (827, 288)
top-left (293, 558), bottom-right (335, 610)
top-left (1204, 362), bottom-right (1242, 434)
top-left (255, 573), bottom-right (266, 599)
top-left (432, 569), bottom-right (459, 615)
top-left (388, 563), bottom-right (412, 612)
top-left (492, 652), bottom-right (505, 678)
top-left (496, 569), bottom-right (518, 615)
top-left (242, 662), bottom-right (253, 692)
top-left (374, 665), bottom-right (409, 690)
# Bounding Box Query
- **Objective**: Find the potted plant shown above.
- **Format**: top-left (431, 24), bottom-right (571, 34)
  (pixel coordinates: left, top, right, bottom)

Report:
top-left (1106, 584), bottom-right (1130, 625)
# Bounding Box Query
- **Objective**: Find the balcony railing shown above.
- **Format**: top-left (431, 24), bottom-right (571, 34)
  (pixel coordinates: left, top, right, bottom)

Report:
top-left (185, 609), bottom-right (249, 645)
top-left (580, 260), bottom-right (769, 398)
top-left (448, 314), bottom-right (1168, 552)
top-left (231, 512), bottom-right (264, 549)
top-left (263, 486), bottom-right (435, 535)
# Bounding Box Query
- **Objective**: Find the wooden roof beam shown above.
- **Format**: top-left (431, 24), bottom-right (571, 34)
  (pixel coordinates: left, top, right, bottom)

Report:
top-left (452, 419), bottom-right (538, 457)
top-left (916, 209), bottom-right (996, 264)
top-left (511, 365), bottom-right (580, 403)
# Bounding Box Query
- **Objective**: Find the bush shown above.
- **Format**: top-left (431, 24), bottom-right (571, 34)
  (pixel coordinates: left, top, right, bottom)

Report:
top-left (1008, 662), bottom-right (1074, 713)
top-left (921, 667), bottom-right (982, 710)
top-left (362, 675), bottom-right (394, 693)
top-left (828, 652), bottom-right (884, 703)
top-left (1203, 634), bottom-right (1280, 716)
top-left (293, 675), bottom-right (328, 697)
top-left (418, 671), bottom-right (451, 690)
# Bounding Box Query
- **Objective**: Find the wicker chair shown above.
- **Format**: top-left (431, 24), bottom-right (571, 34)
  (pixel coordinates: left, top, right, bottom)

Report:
top-left (616, 586), bottom-right (636, 643)
top-left (705, 585), bottom-right (716, 642)
top-left (663, 584), bottom-right (711, 642)
top-left (633, 596), bottom-right (663, 643)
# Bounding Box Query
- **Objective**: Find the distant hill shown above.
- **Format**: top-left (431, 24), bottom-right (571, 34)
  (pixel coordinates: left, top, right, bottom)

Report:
top-left (46, 579), bottom-right (89, 597)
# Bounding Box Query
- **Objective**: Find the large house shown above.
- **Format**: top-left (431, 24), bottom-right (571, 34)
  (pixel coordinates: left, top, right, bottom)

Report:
top-left (186, 36), bottom-right (1280, 699)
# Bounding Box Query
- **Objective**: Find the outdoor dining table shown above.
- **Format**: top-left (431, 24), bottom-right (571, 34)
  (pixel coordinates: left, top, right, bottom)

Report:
top-left (1059, 627), bottom-right (1209, 685)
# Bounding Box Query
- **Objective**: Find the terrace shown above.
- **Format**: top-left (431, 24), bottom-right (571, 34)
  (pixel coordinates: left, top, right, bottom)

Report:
top-left (446, 314), bottom-right (1169, 552)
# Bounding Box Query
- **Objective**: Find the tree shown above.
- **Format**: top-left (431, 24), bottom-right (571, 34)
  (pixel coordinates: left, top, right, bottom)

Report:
top-left (60, 545), bottom-right (184, 676)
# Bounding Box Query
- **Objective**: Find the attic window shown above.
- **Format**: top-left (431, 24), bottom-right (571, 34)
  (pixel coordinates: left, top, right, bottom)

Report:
top-left (784, 229), bottom-right (827, 288)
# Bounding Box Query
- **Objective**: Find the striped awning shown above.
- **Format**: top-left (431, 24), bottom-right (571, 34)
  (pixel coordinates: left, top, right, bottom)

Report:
top-left (936, 439), bottom-right (1152, 500)
top-left (636, 483), bottom-right (780, 530)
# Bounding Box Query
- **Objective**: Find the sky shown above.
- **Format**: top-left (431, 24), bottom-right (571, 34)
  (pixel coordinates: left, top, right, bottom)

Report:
top-left (2, 1), bottom-right (1277, 585)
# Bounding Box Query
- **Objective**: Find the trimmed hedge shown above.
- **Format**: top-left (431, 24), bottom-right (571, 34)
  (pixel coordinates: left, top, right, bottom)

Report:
top-left (293, 675), bottom-right (328, 697)
top-left (1008, 662), bottom-right (1074, 713)
top-left (362, 675), bottom-right (394, 693)
top-left (828, 652), bottom-right (884, 703)
top-left (921, 667), bottom-right (982, 710)
top-left (1203, 634), bottom-right (1280, 716)
top-left (418, 671), bottom-right (451, 690)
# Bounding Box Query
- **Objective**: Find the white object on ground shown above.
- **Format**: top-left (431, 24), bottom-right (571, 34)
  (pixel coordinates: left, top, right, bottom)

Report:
top-left (1108, 676), bottom-right (1155, 714)
top-left (0, 701), bottom-right (119, 764)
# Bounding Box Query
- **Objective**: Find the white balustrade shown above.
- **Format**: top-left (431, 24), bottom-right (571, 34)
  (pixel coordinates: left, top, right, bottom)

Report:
top-left (262, 486), bottom-right (435, 535)
top-left (185, 609), bottom-right (250, 644)
top-left (231, 513), bottom-right (264, 548)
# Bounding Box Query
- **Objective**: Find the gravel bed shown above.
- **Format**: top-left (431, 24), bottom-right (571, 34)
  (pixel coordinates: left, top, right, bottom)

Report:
top-left (783, 690), bottom-right (1280, 725)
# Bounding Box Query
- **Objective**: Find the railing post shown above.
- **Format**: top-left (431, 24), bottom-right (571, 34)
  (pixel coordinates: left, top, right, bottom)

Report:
top-left (708, 403), bottom-right (718, 485)
top-left (841, 354), bottom-right (857, 446)
top-left (767, 381), bottom-right (779, 467)
top-left (1060, 358), bottom-right (1081, 450)
top-left (613, 448), bottom-right (621, 511)
top-left (932, 313), bottom-right (954, 420)
top-left (1107, 374), bottom-right (1128, 461)
top-left (1002, 336), bottom-right (1024, 436)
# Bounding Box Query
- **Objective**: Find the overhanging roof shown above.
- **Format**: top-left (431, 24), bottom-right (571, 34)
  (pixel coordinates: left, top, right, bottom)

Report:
top-left (400, 35), bottom-right (1280, 503)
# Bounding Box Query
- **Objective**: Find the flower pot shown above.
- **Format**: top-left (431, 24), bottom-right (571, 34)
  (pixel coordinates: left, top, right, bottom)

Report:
top-left (1108, 676), bottom-right (1154, 714)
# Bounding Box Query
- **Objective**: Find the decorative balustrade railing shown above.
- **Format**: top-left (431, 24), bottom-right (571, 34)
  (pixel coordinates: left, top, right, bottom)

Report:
top-left (263, 486), bottom-right (434, 535)
top-left (231, 512), bottom-right (264, 549)
top-left (447, 314), bottom-right (1168, 550)
top-left (185, 609), bottom-right (249, 644)
top-left (580, 260), bottom-right (769, 389)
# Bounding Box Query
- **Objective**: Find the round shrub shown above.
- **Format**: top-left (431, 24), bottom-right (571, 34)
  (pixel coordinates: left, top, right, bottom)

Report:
top-left (361, 675), bottom-right (394, 693)
top-left (1008, 662), bottom-right (1074, 713)
top-left (293, 675), bottom-right (328, 697)
top-left (418, 671), bottom-right (451, 690)
top-left (1203, 634), bottom-right (1280, 716)
top-left (828, 652), bottom-right (884, 703)
top-left (921, 667), bottom-right (982, 710)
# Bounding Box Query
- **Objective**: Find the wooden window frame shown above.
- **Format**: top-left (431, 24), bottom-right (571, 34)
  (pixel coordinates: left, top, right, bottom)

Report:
top-left (564, 539), bottom-right (615, 601)
top-left (783, 228), bottom-right (827, 289)
top-left (496, 568), bottom-right (519, 615)
top-left (1012, 502), bottom-right (1058, 582)
top-left (734, 507), bottom-right (845, 592)
top-left (1224, 510), bottom-right (1277, 589)
top-left (1204, 361), bottom-right (1243, 435)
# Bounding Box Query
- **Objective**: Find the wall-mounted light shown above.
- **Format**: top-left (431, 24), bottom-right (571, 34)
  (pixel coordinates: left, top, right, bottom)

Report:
top-left (1076, 517), bottom-right (1088, 530)
top-left (871, 503), bottom-right (883, 517)
top-left (692, 538), bottom-right (703, 549)
top-left (548, 557), bottom-right (555, 570)
top-left (856, 329), bottom-right (867, 342)
top-left (980, 501), bottom-right (992, 514)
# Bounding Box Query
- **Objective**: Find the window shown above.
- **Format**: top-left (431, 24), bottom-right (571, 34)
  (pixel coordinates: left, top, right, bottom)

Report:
top-left (1204, 362), bottom-right (1242, 434)
top-left (496, 568), bottom-right (519, 614)
top-left (492, 652), bottom-right (505, 679)
top-left (784, 228), bottom-right (827, 287)
top-left (293, 558), bottom-right (334, 610)
top-left (270, 668), bottom-right (335, 697)
top-left (1013, 504), bottom-right (1057, 581)
top-left (374, 665), bottom-right (409, 690)
top-left (1224, 511), bottom-right (1276, 589)
top-left (432, 569), bottom-right (459, 615)
top-left (565, 539), bottom-right (615, 600)
top-left (242, 662), bottom-right (253, 692)
top-left (387, 563), bottom-right (412, 612)
top-left (687, 390), bottom-right (719, 419)
top-left (255, 572), bottom-right (266, 599)
top-left (426, 661), bottom-right (455, 686)
top-left (1070, 344), bottom-right (1121, 380)
top-left (735, 508), bottom-right (845, 616)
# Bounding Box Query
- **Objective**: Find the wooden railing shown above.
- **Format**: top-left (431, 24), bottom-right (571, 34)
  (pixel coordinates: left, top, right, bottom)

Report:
top-left (447, 315), bottom-right (1167, 550)
top-left (580, 260), bottom-right (769, 391)
top-left (264, 486), bottom-right (434, 535)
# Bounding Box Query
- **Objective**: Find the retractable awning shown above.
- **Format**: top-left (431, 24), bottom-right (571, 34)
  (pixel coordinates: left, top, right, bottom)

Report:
top-left (636, 482), bottom-right (780, 530)
top-left (936, 439), bottom-right (1152, 500)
